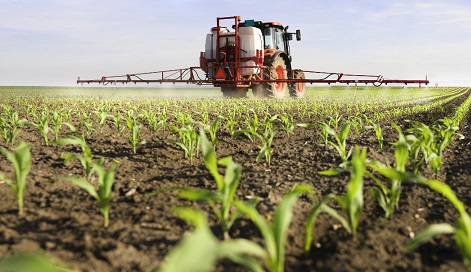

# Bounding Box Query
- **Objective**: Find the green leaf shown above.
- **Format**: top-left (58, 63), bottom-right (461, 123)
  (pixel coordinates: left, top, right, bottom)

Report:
top-left (200, 130), bottom-right (224, 189)
top-left (219, 238), bottom-right (266, 263)
top-left (158, 223), bottom-right (219, 272)
top-left (296, 123), bottom-right (316, 128)
top-left (271, 184), bottom-right (313, 270)
top-left (406, 223), bottom-right (455, 251)
top-left (0, 253), bottom-right (72, 272)
top-left (304, 194), bottom-right (336, 253)
top-left (420, 179), bottom-right (467, 218)
top-left (318, 168), bottom-right (346, 176)
top-left (63, 177), bottom-right (99, 200)
top-left (339, 122), bottom-right (351, 142)
top-left (178, 189), bottom-right (220, 202)
top-left (233, 200), bottom-right (275, 262)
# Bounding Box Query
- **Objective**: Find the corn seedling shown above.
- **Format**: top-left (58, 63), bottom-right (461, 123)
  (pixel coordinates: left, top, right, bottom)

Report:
top-left (234, 184), bottom-right (314, 272)
top-left (97, 110), bottom-right (112, 133)
top-left (79, 112), bottom-right (95, 135)
top-left (158, 207), bottom-right (266, 272)
top-left (407, 179), bottom-right (471, 271)
top-left (55, 135), bottom-right (103, 180)
top-left (279, 113), bottom-right (295, 136)
top-left (125, 112), bottom-right (146, 154)
top-left (168, 121), bottom-right (200, 164)
top-left (0, 141), bottom-right (31, 216)
top-left (236, 111), bottom-right (260, 142)
top-left (224, 110), bottom-right (239, 137)
top-left (365, 120), bottom-right (384, 150)
top-left (305, 147), bottom-right (367, 253)
top-left (200, 115), bottom-right (222, 147)
top-left (406, 119), bottom-right (462, 177)
top-left (225, 119), bottom-right (239, 138)
top-left (320, 121), bottom-right (352, 162)
top-left (0, 111), bottom-right (27, 146)
top-left (111, 113), bottom-right (125, 133)
top-left (179, 131), bottom-right (256, 240)
top-left (256, 126), bottom-right (277, 166)
top-left (31, 111), bottom-right (50, 145)
top-left (51, 110), bottom-right (63, 141)
top-left (62, 161), bottom-right (118, 228)
top-left (369, 124), bottom-right (409, 218)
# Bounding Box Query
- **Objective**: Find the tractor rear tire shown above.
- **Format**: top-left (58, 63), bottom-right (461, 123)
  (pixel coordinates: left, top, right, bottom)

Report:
top-left (265, 56), bottom-right (288, 98)
top-left (221, 87), bottom-right (247, 98)
top-left (289, 70), bottom-right (306, 98)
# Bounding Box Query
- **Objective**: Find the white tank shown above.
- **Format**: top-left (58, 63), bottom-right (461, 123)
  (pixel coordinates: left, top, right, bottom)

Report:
top-left (204, 27), bottom-right (232, 78)
top-left (239, 27), bottom-right (264, 76)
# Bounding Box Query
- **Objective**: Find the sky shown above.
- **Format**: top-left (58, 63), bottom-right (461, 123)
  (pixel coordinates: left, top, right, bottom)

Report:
top-left (1, 0), bottom-right (471, 86)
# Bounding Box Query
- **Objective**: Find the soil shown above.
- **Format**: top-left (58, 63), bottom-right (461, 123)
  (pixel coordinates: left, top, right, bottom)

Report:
top-left (1, 88), bottom-right (471, 272)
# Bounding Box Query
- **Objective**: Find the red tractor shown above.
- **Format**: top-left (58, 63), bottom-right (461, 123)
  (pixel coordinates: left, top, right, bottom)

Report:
top-left (200, 16), bottom-right (305, 98)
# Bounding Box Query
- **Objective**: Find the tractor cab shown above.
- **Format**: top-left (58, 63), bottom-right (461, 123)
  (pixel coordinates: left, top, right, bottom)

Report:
top-left (238, 20), bottom-right (301, 58)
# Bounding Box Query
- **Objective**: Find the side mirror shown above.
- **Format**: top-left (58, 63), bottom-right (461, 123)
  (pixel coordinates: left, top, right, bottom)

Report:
top-left (296, 30), bottom-right (301, 41)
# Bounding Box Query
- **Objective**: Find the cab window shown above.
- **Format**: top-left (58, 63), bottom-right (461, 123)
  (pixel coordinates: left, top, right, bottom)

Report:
top-left (263, 28), bottom-right (275, 49)
top-left (275, 28), bottom-right (285, 52)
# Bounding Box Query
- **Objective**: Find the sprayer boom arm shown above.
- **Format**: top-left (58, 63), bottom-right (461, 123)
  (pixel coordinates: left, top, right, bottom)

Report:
top-left (77, 67), bottom-right (428, 87)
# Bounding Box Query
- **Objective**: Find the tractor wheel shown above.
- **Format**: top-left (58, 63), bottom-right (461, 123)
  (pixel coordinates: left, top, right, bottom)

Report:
top-left (265, 56), bottom-right (288, 98)
top-left (221, 87), bottom-right (247, 98)
top-left (252, 84), bottom-right (268, 98)
top-left (289, 70), bottom-right (306, 98)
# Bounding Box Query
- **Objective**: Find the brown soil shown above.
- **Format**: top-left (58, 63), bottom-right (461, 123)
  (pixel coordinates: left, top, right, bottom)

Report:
top-left (1, 88), bottom-right (471, 272)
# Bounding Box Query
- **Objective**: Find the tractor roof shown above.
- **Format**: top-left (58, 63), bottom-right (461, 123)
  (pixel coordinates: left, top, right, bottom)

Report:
top-left (238, 20), bottom-right (285, 29)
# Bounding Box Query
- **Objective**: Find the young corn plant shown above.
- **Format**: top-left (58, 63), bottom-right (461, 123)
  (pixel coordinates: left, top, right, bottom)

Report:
top-left (168, 121), bottom-right (200, 164)
top-left (406, 119), bottom-right (462, 177)
top-left (51, 110), bottom-right (63, 141)
top-left (406, 179), bottom-right (471, 270)
top-left (319, 121), bottom-right (352, 163)
top-left (224, 111), bottom-right (239, 138)
top-left (54, 134), bottom-right (103, 180)
top-left (200, 115), bottom-right (222, 148)
top-left (236, 111), bottom-right (260, 142)
top-left (125, 112), bottom-right (146, 154)
top-left (0, 111), bottom-right (27, 146)
top-left (369, 124), bottom-right (409, 219)
top-left (255, 119), bottom-right (277, 166)
top-left (31, 111), bottom-right (50, 145)
top-left (430, 117), bottom-right (463, 176)
top-left (234, 184), bottom-right (314, 272)
top-left (158, 207), bottom-right (266, 272)
top-left (0, 141), bottom-right (31, 216)
top-left (62, 161), bottom-right (118, 228)
top-left (279, 113), bottom-right (296, 136)
top-left (224, 119), bottom-right (239, 138)
top-left (98, 110), bottom-right (111, 133)
top-left (305, 147), bottom-right (367, 253)
top-left (178, 131), bottom-right (255, 240)
top-left (79, 112), bottom-right (95, 136)
top-left (365, 120), bottom-right (384, 150)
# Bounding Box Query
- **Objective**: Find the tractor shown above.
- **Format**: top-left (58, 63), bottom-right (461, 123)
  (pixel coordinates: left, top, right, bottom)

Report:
top-left (200, 16), bottom-right (305, 98)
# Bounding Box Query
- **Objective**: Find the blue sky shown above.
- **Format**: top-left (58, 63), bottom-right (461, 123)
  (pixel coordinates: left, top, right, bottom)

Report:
top-left (1, 0), bottom-right (471, 86)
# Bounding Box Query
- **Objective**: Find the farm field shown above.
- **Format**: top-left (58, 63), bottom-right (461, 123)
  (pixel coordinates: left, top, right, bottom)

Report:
top-left (1, 85), bottom-right (471, 271)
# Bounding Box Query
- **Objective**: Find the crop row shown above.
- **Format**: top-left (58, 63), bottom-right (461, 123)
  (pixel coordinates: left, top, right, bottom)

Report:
top-left (0, 87), bottom-right (470, 271)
